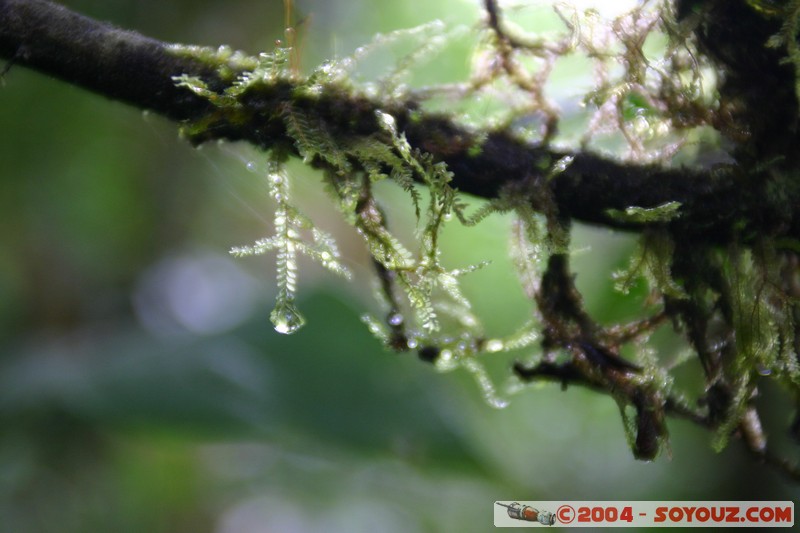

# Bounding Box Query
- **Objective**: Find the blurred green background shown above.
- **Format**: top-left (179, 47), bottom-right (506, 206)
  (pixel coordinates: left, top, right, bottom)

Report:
top-left (1, 1), bottom-right (797, 532)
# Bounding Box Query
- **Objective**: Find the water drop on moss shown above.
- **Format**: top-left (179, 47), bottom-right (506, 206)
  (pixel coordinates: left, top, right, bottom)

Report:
top-left (270, 302), bottom-right (306, 334)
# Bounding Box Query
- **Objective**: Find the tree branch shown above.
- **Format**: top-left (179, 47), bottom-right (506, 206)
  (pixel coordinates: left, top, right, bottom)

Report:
top-left (2, 0), bottom-right (796, 245)
top-left (0, 0), bottom-right (223, 121)
top-left (6, 0), bottom-right (800, 483)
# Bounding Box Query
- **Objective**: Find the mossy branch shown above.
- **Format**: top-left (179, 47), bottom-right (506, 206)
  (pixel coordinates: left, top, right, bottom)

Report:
top-left (6, 0), bottom-right (800, 482)
top-left (2, 0), bottom-right (798, 246)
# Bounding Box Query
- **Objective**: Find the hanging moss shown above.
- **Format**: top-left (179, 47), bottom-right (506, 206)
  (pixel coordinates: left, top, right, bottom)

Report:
top-left (164, 2), bottom-right (800, 476)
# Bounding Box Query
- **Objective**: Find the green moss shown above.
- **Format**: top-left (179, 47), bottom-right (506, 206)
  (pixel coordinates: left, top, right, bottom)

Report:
top-left (605, 201), bottom-right (682, 224)
top-left (166, 44), bottom-right (259, 82)
top-left (166, 4), bottom-right (800, 472)
top-left (747, 0), bottom-right (786, 17)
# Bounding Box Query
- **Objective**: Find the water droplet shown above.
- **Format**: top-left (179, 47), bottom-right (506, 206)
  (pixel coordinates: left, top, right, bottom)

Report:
top-left (486, 396), bottom-right (509, 409)
top-left (270, 302), bottom-right (306, 334)
top-left (376, 110), bottom-right (396, 131)
top-left (364, 83), bottom-right (379, 98)
top-left (485, 339), bottom-right (504, 353)
top-left (305, 84), bottom-right (323, 96)
top-left (460, 315), bottom-right (477, 328)
top-left (246, 161), bottom-right (258, 172)
top-left (552, 155), bottom-right (575, 174)
top-left (388, 313), bottom-right (404, 326)
top-left (633, 115), bottom-right (651, 137)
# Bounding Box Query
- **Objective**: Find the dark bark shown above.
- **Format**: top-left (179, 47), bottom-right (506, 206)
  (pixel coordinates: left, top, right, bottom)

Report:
top-left (0, 0), bottom-right (220, 121)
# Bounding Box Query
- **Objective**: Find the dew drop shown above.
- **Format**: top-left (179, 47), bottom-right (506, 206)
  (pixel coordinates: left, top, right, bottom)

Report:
top-left (305, 84), bottom-right (323, 96)
top-left (460, 315), bottom-right (478, 328)
top-left (388, 313), bottom-right (404, 326)
top-left (485, 339), bottom-right (504, 353)
top-left (246, 161), bottom-right (258, 172)
top-left (552, 155), bottom-right (575, 174)
top-left (270, 303), bottom-right (306, 334)
top-left (364, 83), bottom-right (379, 98)
top-left (632, 115), bottom-right (651, 137)
top-left (376, 110), bottom-right (396, 131)
top-left (486, 396), bottom-right (509, 409)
